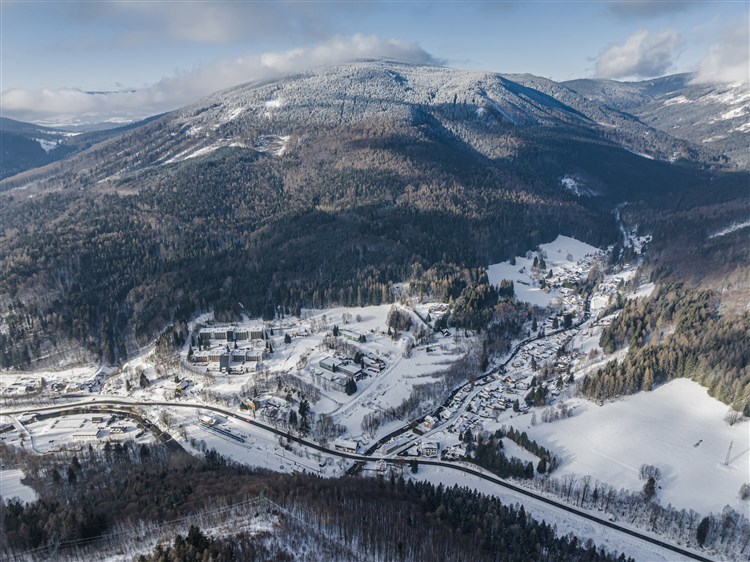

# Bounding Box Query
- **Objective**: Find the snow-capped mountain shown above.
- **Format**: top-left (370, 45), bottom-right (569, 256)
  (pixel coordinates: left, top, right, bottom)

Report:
top-left (565, 74), bottom-right (750, 168)
top-left (122, 60), bottom-right (705, 169)
top-left (2, 60), bottom-right (719, 195)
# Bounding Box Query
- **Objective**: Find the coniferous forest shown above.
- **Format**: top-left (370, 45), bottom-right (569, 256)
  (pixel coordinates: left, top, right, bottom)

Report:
top-left (0, 443), bottom-right (632, 562)
top-left (582, 283), bottom-right (750, 413)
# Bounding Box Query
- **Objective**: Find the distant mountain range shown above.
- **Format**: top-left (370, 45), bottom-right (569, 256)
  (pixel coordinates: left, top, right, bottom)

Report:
top-left (0, 117), bottom-right (78, 180)
top-left (564, 74), bottom-right (749, 169)
top-left (0, 115), bottom-right (161, 180)
top-left (0, 60), bottom-right (746, 365)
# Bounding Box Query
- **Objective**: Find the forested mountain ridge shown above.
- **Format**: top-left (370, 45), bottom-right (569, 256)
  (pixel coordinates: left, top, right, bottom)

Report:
top-left (0, 61), bottom-right (720, 194)
top-left (0, 60), bottom-right (746, 367)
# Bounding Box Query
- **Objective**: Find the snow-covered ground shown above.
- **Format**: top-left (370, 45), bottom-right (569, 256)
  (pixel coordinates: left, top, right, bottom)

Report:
top-left (508, 378), bottom-right (750, 515)
top-left (560, 175), bottom-right (598, 197)
top-left (97, 499), bottom-right (278, 562)
top-left (0, 364), bottom-right (105, 396)
top-left (0, 469), bottom-right (37, 503)
top-left (487, 235), bottom-right (603, 307)
top-left (168, 407), bottom-right (344, 477)
top-left (709, 218), bottom-right (750, 239)
top-left (412, 464), bottom-right (697, 562)
top-left (34, 138), bottom-right (59, 153)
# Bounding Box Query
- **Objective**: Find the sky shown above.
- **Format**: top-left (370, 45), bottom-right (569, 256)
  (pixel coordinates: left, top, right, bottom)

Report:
top-left (1, 0), bottom-right (748, 125)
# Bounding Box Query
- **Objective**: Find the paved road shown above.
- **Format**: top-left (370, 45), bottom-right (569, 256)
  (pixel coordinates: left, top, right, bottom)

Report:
top-left (5, 397), bottom-right (714, 562)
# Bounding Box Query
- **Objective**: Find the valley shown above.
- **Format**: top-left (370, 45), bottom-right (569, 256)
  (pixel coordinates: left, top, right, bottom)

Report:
top-left (2, 225), bottom-right (748, 560)
top-left (0, 45), bottom-right (748, 562)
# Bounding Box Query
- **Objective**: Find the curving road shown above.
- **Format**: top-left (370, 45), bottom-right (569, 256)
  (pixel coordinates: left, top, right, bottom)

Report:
top-left (5, 397), bottom-right (715, 562)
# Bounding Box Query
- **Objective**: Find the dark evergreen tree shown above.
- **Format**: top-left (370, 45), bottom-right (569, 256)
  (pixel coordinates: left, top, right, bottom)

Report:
top-left (345, 378), bottom-right (358, 395)
top-left (697, 516), bottom-right (710, 546)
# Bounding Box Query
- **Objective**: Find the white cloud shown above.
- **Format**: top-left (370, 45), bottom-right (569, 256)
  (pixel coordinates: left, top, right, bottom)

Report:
top-left (692, 19), bottom-right (750, 84)
top-left (594, 29), bottom-right (681, 79)
top-left (1, 34), bottom-right (439, 125)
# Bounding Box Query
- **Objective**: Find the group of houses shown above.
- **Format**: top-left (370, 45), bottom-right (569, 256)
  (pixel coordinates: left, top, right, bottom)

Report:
top-left (308, 356), bottom-right (361, 392)
top-left (405, 440), bottom-right (440, 457)
top-left (443, 383), bottom-right (517, 437)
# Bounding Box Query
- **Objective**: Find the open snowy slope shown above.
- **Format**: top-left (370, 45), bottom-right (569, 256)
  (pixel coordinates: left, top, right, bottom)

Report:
top-left (511, 378), bottom-right (749, 515)
top-left (487, 235), bottom-right (603, 307)
top-left (415, 465), bottom-right (697, 562)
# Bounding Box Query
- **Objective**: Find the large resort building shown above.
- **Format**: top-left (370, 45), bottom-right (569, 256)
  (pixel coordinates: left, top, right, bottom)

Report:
top-left (192, 324), bottom-right (270, 372)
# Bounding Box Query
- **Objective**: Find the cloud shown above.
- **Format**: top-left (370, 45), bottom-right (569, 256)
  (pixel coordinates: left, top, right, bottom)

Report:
top-left (594, 29), bottom-right (681, 79)
top-left (608, 1), bottom-right (703, 18)
top-left (1, 34), bottom-right (439, 124)
top-left (692, 19), bottom-right (750, 84)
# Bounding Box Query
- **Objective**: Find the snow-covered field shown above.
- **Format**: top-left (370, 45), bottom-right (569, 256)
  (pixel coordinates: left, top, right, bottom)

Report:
top-left (709, 218), bottom-right (750, 239)
top-left (0, 469), bottom-right (37, 503)
top-left (0, 364), bottom-right (104, 396)
top-left (170, 407), bottom-right (344, 476)
top-left (510, 378), bottom-right (750, 515)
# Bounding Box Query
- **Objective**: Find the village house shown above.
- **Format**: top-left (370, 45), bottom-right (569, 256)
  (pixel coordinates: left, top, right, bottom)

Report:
top-left (443, 446), bottom-right (466, 460)
top-left (338, 362), bottom-right (362, 379)
top-left (318, 369), bottom-right (348, 391)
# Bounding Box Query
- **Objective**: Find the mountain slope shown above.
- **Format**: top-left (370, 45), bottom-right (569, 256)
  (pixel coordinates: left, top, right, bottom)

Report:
top-left (564, 74), bottom-right (750, 169)
top-left (0, 60), bottom-right (744, 366)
